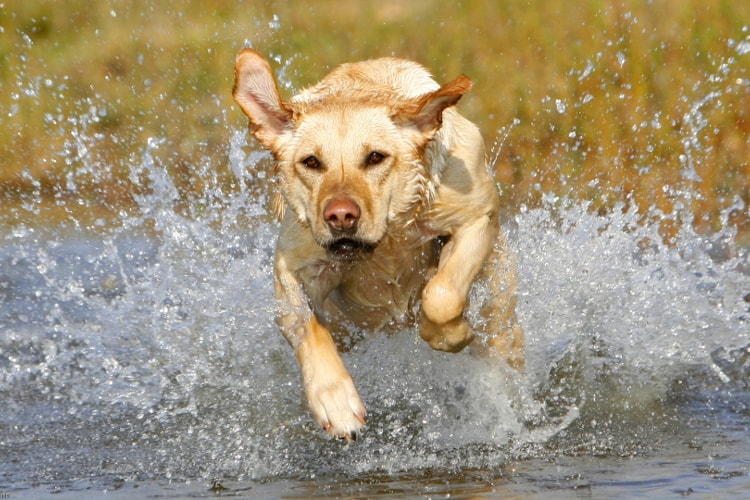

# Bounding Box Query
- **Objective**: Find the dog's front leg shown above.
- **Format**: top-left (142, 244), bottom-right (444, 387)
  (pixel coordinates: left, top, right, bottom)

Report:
top-left (276, 274), bottom-right (366, 440)
top-left (420, 213), bottom-right (497, 352)
top-left (293, 315), bottom-right (366, 439)
top-left (275, 226), bottom-right (366, 439)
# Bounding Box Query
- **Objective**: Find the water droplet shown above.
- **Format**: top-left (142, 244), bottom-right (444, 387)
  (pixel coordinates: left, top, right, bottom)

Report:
top-left (269, 14), bottom-right (281, 31)
top-left (736, 40), bottom-right (750, 56)
top-left (579, 60), bottom-right (595, 81)
top-left (616, 51), bottom-right (626, 67)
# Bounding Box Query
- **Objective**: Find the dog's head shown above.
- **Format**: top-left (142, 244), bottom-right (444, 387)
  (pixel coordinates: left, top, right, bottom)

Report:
top-left (233, 49), bottom-right (471, 261)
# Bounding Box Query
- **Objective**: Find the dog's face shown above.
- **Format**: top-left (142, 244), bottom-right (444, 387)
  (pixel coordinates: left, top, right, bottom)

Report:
top-left (277, 105), bottom-right (418, 260)
top-left (233, 49), bottom-right (472, 261)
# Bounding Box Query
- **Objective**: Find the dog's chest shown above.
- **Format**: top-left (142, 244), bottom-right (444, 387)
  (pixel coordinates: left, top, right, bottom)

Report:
top-left (329, 231), bottom-right (439, 328)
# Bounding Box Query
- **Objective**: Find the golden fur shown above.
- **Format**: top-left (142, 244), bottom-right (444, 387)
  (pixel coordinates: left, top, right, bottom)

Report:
top-left (233, 49), bottom-right (523, 440)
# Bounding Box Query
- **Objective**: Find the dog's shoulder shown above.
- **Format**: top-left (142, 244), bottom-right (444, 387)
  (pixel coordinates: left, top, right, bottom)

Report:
top-left (291, 58), bottom-right (440, 107)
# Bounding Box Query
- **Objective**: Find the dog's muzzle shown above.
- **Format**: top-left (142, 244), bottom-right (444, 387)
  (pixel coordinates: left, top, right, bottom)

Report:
top-left (325, 238), bottom-right (376, 262)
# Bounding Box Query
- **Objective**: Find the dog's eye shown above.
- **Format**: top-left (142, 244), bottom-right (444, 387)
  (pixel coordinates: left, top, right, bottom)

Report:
top-left (365, 151), bottom-right (387, 166)
top-left (301, 155), bottom-right (321, 170)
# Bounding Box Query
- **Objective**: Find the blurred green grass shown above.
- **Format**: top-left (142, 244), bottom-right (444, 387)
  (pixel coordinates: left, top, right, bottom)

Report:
top-left (1, 0), bottom-right (749, 242)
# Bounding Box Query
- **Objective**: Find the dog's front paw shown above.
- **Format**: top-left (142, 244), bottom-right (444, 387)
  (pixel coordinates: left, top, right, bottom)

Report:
top-left (304, 370), bottom-right (366, 440)
top-left (296, 317), bottom-right (366, 440)
top-left (419, 312), bottom-right (475, 352)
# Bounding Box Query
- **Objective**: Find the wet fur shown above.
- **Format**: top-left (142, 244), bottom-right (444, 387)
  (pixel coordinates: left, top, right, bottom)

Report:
top-left (233, 49), bottom-right (523, 439)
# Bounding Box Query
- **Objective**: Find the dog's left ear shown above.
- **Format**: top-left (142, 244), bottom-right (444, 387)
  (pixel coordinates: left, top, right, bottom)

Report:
top-left (394, 74), bottom-right (473, 135)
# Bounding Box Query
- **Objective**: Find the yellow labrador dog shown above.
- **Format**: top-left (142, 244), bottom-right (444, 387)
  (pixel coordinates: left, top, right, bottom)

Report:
top-left (233, 49), bottom-right (523, 440)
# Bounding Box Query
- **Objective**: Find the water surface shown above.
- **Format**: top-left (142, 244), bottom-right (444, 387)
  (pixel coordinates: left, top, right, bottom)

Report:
top-left (2, 10), bottom-right (750, 498)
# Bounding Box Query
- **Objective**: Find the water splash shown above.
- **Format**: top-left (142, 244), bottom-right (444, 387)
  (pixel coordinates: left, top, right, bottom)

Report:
top-left (1, 28), bottom-right (749, 495)
top-left (3, 115), bottom-right (748, 486)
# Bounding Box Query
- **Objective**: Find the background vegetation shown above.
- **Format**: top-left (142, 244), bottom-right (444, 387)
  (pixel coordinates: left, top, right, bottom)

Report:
top-left (2, 1), bottom-right (749, 243)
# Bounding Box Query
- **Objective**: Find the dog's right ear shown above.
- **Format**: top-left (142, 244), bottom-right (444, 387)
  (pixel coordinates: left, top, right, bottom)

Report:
top-left (233, 48), bottom-right (292, 149)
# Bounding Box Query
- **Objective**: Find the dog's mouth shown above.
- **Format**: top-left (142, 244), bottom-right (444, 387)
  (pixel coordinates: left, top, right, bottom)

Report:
top-left (325, 238), bottom-right (376, 261)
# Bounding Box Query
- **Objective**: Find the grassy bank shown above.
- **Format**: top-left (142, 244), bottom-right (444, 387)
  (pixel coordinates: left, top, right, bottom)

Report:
top-left (1, 1), bottom-right (748, 242)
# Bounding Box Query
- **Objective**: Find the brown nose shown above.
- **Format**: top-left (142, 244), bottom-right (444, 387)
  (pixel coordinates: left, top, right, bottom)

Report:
top-left (324, 198), bottom-right (360, 232)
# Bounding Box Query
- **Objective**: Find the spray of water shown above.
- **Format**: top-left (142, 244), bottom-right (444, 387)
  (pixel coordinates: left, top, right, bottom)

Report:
top-left (1, 34), bottom-right (749, 491)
